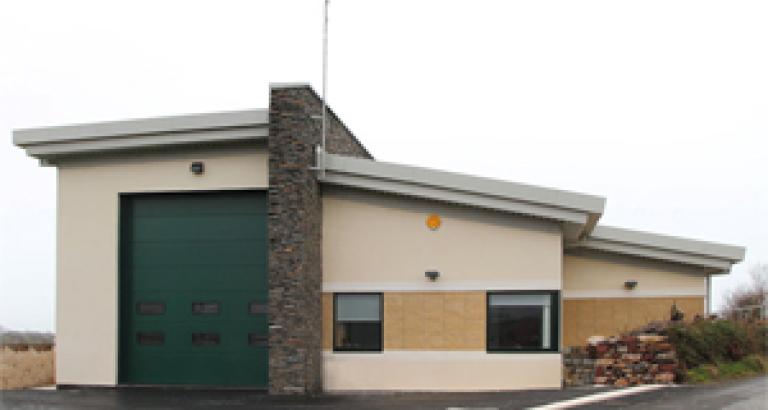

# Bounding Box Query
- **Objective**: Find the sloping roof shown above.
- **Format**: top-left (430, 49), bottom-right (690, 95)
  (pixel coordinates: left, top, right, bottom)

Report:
top-left (318, 151), bottom-right (745, 271)
top-left (11, 83), bottom-right (745, 273)
top-left (318, 151), bottom-right (606, 241)
top-left (569, 225), bottom-right (745, 273)
top-left (13, 109), bottom-right (268, 160)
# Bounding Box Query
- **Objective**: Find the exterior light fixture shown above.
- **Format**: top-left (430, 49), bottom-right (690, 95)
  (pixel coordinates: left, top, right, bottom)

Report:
top-left (190, 161), bottom-right (204, 175)
top-left (426, 214), bottom-right (441, 230)
top-left (624, 280), bottom-right (638, 290)
top-left (425, 270), bottom-right (440, 281)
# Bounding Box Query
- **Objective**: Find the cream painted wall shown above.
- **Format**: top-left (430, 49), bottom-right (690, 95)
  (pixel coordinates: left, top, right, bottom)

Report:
top-left (55, 143), bottom-right (267, 385)
top-left (322, 188), bottom-right (564, 292)
top-left (323, 351), bottom-right (562, 391)
top-left (563, 253), bottom-right (707, 298)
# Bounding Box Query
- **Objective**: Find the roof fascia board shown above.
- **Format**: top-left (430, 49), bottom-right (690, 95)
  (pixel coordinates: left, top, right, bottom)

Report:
top-left (577, 238), bottom-right (734, 272)
top-left (319, 153), bottom-right (604, 241)
top-left (323, 154), bottom-right (605, 214)
top-left (323, 171), bottom-right (588, 227)
top-left (13, 109), bottom-right (268, 146)
top-left (25, 127), bottom-right (268, 159)
top-left (592, 226), bottom-right (745, 262)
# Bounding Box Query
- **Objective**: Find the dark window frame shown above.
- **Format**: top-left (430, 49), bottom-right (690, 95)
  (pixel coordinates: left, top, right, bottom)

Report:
top-left (332, 292), bottom-right (383, 353)
top-left (486, 290), bottom-right (560, 353)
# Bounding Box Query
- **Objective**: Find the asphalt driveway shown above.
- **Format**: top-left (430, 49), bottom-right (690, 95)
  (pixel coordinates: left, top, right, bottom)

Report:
top-left (1, 385), bottom-right (610, 410)
top-left (584, 376), bottom-right (767, 409)
top-left (1, 377), bottom-right (765, 409)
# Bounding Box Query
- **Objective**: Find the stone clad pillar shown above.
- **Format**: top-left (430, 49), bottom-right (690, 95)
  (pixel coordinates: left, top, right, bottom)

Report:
top-left (268, 84), bottom-right (324, 394)
top-left (267, 83), bottom-right (372, 394)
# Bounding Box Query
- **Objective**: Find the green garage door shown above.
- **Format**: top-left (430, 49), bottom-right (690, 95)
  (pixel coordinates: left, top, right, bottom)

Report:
top-left (119, 191), bottom-right (268, 387)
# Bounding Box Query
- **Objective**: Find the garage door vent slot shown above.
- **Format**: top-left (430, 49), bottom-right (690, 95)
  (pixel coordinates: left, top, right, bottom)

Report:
top-left (192, 332), bottom-right (220, 346)
top-left (136, 302), bottom-right (165, 315)
top-left (137, 332), bottom-right (164, 346)
top-left (192, 302), bottom-right (220, 315)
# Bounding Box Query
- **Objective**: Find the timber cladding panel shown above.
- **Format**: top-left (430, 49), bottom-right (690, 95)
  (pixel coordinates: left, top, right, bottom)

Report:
top-left (562, 297), bottom-right (705, 347)
top-left (322, 292), bottom-right (485, 351)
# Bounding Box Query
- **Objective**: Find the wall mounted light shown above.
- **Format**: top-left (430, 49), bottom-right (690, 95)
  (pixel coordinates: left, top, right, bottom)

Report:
top-left (624, 280), bottom-right (638, 290)
top-left (190, 161), bottom-right (205, 175)
top-left (425, 270), bottom-right (440, 281)
top-left (426, 214), bottom-right (442, 231)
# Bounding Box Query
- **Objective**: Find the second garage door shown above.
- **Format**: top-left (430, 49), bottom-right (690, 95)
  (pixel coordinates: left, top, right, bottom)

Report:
top-left (118, 191), bottom-right (268, 387)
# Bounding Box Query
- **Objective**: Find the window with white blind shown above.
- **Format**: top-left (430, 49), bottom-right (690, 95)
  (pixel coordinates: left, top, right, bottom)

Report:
top-left (487, 292), bottom-right (559, 352)
top-left (333, 293), bottom-right (382, 352)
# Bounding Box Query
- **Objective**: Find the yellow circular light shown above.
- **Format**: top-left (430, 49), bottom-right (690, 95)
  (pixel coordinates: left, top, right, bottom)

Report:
top-left (426, 214), bottom-right (441, 230)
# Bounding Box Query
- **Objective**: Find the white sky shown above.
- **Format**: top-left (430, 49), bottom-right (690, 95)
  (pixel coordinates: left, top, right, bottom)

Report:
top-left (0, 0), bottom-right (766, 332)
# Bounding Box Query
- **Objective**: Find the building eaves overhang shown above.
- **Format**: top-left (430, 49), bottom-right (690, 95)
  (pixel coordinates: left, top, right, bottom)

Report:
top-left (570, 225), bottom-right (746, 273)
top-left (13, 109), bottom-right (269, 161)
top-left (318, 152), bottom-right (606, 241)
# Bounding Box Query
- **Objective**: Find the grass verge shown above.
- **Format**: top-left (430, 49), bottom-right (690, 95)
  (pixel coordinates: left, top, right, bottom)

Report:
top-left (686, 355), bottom-right (768, 383)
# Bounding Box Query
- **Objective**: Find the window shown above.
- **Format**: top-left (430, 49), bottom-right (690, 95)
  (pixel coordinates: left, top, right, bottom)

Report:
top-left (487, 292), bottom-right (558, 352)
top-left (136, 332), bottom-right (164, 346)
top-left (333, 293), bottom-right (382, 352)
top-left (192, 332), bottom-right (220, 346)
top-left (248, 333), bottom-right (268, 347)
top-left (192, 302), bottom-right (220, 315)
top-left (136, 302), bottom-right (165, 315)
top-left (248, 302), bottom-right (268, 315)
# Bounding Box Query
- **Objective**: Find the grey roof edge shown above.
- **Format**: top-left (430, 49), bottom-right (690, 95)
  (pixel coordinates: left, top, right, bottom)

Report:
top-left (568, 225), bottom-right (746, 271)
top-left (319, 152), bottom-right (604, 239)
top-left (13, 108), bottom-right (269, 147)
top-left (591, 225), bottom-right (745, 262)
top-left (322, 153), bottom-right (606, 215)
top-left (269, 82), bottom-right (312, 89)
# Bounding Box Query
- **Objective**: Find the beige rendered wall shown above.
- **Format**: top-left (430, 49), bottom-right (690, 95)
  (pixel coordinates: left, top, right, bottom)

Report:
top-left (322, 188), bottom-right (564, 391)
top-left (322, 188), bottom-right (563, 291)
top-left (323, 351), bottom-right (562, 391)
top-left (562, 253), bottom-right (707, 347)
top-left (55, 143), bottom-right (268, 385)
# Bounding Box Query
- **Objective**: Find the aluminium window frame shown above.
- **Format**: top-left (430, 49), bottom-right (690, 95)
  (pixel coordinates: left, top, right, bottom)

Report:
top-left (486, 290), bottom-right (560, 353)
top-left (332, 292), bottom-right (384, 353)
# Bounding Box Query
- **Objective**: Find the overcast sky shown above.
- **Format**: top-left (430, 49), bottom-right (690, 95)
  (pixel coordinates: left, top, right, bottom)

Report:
top-left (1, 1), bottom-right (766, 332)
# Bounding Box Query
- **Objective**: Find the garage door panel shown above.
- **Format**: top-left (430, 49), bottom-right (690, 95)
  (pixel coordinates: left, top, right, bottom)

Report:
top-left (131, 215), bottom-right (267, 242)
top-left (130, 241), bottom-right (266, 267)
top-left (129, 322), bottom-right (269, 353)
top-left (120, 191), bottom-right (268, 387)
top-left (124, 350), bottom-right (268, 385)
top-left (130, 265), bottom-right (267, 292)
top-left (129, 193), bottom-right (267, 217)
top-left (130, 292), bottom-right (268, 323)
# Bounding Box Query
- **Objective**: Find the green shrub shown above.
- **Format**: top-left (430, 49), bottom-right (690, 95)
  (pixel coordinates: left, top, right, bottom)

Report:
top-left (667, 320), bottom-right (766, 369)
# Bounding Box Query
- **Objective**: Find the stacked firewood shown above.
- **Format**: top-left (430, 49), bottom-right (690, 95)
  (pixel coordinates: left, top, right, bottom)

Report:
top-left (588, 334), bottom-right (678, 386)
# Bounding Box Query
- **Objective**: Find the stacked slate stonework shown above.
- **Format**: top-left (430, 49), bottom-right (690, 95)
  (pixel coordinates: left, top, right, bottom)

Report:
top-left (563, 346), bottom-right (596, 386)
top-left (564, 332), bottom-right (679, 387)
top-left (590, 334), bottom-right (677, 386)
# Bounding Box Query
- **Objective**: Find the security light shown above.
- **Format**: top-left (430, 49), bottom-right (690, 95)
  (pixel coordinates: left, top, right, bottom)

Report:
top-left (190, 161), bottom-right (204, 175)
top-left (624, 280), bottom-right (638, 290)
